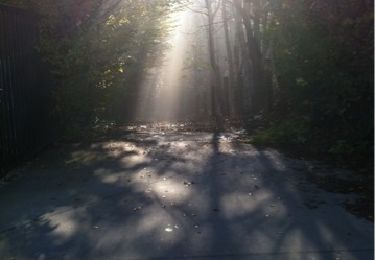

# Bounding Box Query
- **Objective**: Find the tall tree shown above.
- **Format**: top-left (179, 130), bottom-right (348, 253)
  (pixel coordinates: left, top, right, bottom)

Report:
top-left (222, 0), bottom-right (235, 116)
top-left (204, 0), bottom-right (222, 119)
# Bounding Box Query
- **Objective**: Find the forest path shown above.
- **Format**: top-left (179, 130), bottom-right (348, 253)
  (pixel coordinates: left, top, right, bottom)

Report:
top-left (0, 129), bottom-right (373, 260)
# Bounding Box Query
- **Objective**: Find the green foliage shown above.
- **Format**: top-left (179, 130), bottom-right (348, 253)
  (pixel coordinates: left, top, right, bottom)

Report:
top-left (42, 0), bottom-right (175, 126)
top-left (253, 118), bottom-right (310, 146)
top-left (2, 0), bottom-right (182, 136)
top-left (257, 0), bottom-right (373, 168)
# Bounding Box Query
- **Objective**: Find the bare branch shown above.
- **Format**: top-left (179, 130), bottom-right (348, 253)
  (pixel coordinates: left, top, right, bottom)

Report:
top-left (212, 0), bottom-right (221, 17)
top-left (185, 5), bottom-right (209, 16)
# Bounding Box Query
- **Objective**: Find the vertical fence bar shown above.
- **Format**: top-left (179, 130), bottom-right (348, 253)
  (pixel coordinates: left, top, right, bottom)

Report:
top-left (0, 4), bottom-right (55, 177)
top-left (0, 7), bottom-right (6, 176)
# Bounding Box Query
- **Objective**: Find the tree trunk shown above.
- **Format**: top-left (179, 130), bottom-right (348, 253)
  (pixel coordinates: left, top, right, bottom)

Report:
top-left (233, 0), bottom-right (265, 113)
top-left (205, 0), bottom-right (222, 120)
top-left (222, 0), bottom-right (235, 116)
top-left (233, 0), bottom-right (253, 115)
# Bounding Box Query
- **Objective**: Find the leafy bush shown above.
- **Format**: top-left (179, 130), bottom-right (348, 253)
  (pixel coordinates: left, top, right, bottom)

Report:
top-left (253, 118), bottom-right (310, 146)
top-left (258, 0), bottom-right (373, 170)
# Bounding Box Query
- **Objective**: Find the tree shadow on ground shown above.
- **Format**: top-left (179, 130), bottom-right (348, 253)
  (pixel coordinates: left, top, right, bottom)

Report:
top-left (0, 130), bottom-right (373, 259)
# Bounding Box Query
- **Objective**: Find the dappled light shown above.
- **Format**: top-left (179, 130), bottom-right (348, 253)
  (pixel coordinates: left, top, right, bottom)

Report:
top-left (0, 0), bottom-right (373, 259)
top-left (44, 208), bottom-right (79, 242)
top-left (0, 130), bottom-right (373, 259)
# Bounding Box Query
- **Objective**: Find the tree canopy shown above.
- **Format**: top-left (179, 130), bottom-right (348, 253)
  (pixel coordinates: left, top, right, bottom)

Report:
top-left (1, 0), bottom-right (373, 168)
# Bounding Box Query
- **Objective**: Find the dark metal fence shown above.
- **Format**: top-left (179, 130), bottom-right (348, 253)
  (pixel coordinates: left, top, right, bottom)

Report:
top-left (0, 5), bottom-right (55, 177)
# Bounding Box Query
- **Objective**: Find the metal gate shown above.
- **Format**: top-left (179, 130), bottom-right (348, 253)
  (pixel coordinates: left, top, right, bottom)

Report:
top-left (0, 4), bottom-right (55, 177)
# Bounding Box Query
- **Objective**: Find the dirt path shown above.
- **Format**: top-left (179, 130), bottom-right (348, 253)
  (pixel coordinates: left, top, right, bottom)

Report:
top-left (0, 130), bottom-right (373, 259)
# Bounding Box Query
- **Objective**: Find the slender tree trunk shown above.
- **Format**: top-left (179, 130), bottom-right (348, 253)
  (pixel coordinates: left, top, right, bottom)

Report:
top-left (205, 0), bottom-right (222, 120)
top-left (233, 0), bottom-right (252, 115)
top-left (222, 0), bottom-right (235, 116)
top-left (234, 0), bottom-right (265, 113)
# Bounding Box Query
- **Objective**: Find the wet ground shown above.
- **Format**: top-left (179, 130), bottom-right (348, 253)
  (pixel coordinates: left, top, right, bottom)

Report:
top-left (0, 129), bottom-right (373, 259)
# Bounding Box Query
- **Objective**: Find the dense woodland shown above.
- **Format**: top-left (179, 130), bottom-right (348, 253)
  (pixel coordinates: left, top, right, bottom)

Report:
top-left (2, 0), bottom-right (374, 169)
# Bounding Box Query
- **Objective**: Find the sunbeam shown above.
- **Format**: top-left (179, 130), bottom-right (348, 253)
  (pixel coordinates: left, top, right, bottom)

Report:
top-left (0, 0), bottom-right (373, 259)
top-left (136, 7), bottom-right (196, 122)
